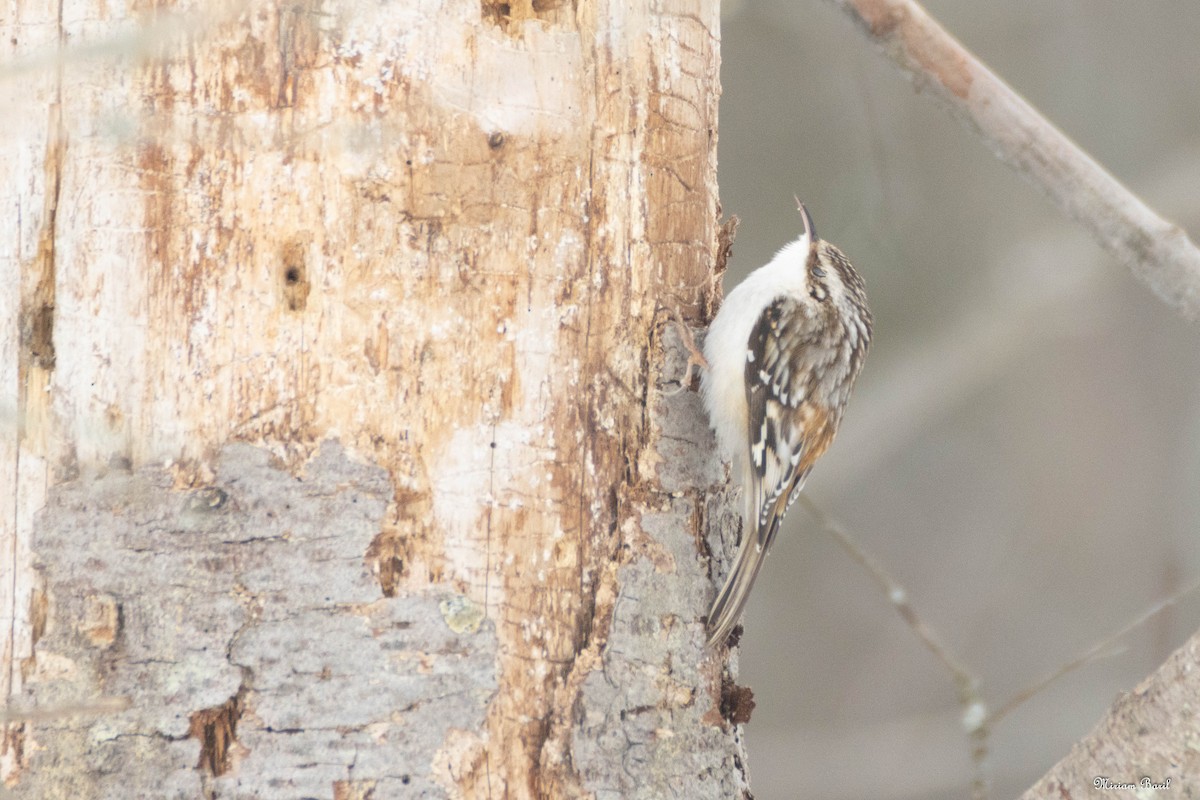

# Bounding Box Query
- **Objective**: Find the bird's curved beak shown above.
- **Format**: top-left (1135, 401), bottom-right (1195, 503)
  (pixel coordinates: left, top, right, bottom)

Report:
top-left (796, 198), bottom-right (817, 245)
top-left (796, 199), bottom-right (819, 266)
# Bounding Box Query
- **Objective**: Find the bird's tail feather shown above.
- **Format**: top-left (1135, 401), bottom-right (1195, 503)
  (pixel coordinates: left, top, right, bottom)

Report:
top-left (706, 517), bottom-right (776, 647)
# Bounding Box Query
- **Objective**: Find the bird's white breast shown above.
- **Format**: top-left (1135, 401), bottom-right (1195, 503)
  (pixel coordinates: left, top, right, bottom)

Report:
top-left (701, 235), bottom-right (811, 461)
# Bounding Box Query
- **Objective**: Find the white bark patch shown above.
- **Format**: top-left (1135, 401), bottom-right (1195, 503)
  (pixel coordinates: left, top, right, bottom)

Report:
top-left (431, 421), bottom-right (518, 597)
top-left (430, 261), bottom-right (566, 605)
top-left (431, 26), bottom-right (585, 137)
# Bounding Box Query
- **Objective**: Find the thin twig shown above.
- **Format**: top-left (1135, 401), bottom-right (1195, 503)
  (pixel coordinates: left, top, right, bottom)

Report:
top-left (990, 576), bottom-right (1200, 725)
top-left (827, 0), bottom-right (1200, 321)
top-left (803, 495), bottom-right (1200, 800)
top-left (798, 496), bottom-right (991, 800)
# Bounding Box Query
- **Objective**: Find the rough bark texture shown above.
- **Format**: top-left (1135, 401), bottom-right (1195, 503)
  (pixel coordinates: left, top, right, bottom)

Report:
top-left (1018, 630), bottom-right (1200, 799)
top-left (2, 1), bottom-right (746, 797)
top-left (18, 442), bottom-right (498, 799)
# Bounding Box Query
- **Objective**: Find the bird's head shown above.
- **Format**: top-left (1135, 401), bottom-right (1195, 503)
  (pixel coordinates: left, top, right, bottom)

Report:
top-left (796, 201), bottom-right (870, 326)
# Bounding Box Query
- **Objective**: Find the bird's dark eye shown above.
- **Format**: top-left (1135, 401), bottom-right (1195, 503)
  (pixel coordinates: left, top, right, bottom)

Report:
top-left (812, 266), bottom-right (827, 278)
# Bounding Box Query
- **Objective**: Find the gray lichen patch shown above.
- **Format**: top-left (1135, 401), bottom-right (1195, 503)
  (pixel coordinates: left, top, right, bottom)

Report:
top-left (15, 441), bottom-right (497, 799)
top-left (570, 329), bottom-right (751, 799)
top-left (647, 323), bottom-right (726, 495)
top-left (572, 501), bottom-right (749, 800)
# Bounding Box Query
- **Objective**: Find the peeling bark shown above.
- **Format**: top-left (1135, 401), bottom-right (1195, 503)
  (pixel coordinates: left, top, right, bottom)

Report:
top-left (2, 0), bottom-right (745, 797)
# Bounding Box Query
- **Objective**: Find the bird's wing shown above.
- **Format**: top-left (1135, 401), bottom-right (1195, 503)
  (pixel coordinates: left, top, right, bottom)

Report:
top-left (744, 295), bottom-right (837, 553)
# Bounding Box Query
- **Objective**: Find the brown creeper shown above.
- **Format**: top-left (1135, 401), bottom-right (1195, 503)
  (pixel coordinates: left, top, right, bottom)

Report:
top-left (701, 203), bottom-right (872, 647)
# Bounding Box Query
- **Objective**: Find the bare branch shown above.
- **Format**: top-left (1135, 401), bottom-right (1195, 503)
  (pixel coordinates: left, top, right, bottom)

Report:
top-left (990, 576), bottom-right (1200, 726)
top-left (827, 0), bottom-right (1200, 321)
top-left (802, 496), bottom-right (1200, 800)
top-left (798, 496), bottom-right (991, 800)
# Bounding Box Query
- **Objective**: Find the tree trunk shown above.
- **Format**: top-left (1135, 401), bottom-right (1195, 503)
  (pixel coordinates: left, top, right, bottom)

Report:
top-left (1, 1), bottom-right (745, 797)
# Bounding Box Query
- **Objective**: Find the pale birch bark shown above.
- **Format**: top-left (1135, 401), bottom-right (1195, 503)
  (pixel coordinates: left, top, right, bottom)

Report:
top-left (0, 1), bottom-right (746, 797)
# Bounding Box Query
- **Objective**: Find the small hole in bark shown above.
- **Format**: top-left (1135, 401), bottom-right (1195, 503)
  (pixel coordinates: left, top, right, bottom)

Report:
top-left (280, 243), bottom-right (311, 312)
top-left (488, 131), bottom-right (505, 149)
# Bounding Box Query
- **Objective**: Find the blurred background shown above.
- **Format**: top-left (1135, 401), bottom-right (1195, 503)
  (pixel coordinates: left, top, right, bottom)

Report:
top-left (718, 2), bottom-right (1200, 797)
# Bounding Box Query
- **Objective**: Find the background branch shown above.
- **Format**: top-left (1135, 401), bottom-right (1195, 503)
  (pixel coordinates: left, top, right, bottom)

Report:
top-left (827, 0), bottom-right (1200, 321)
top-left (798, 497), bottom-right (991, 800)
top-left (802, 496), bottom-right (1200, 799)
top-left (1017, 629), bottom-right (1200, 798)
top-left (990, 575), bottom-right (1200, 726)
